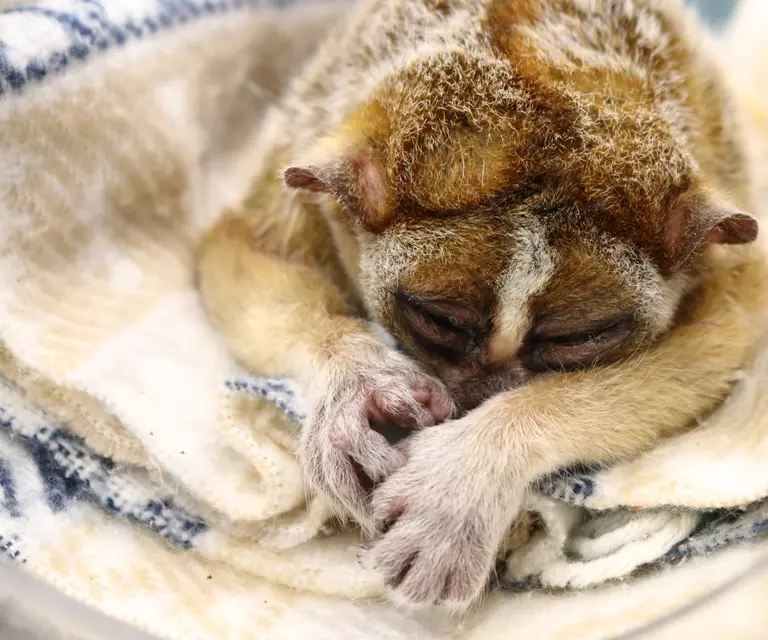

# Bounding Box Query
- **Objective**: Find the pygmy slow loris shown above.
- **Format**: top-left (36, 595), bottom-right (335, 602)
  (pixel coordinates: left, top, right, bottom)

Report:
top-left (197, 0), bottom-right (768, 612)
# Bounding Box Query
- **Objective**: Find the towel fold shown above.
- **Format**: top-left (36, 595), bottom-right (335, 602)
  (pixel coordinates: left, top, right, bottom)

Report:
top-left (1, 1), bottom-right (768, 639)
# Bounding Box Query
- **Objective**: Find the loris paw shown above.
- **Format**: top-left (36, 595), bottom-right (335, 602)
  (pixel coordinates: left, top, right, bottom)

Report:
top-left (364, 416), bottom-right (525, 611)
top-left (301, 334), bottom-right (454, 531)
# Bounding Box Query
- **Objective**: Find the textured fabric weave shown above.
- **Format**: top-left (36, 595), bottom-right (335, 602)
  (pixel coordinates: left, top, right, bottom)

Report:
top-left (1, 1), bottom-right (768, 638)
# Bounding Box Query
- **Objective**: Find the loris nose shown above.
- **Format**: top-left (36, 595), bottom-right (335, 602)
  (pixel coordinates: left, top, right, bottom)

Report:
top-left (485, 333), bottom-right (525, 368)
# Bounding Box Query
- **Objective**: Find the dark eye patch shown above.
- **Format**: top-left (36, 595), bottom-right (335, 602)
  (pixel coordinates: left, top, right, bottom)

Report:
top-left (521, 311), bottom-right (637, 372)
top-left (395, 293), bottom-right (486, 362)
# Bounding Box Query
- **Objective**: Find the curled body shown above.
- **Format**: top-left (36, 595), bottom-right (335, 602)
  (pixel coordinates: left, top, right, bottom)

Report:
top-left (197, 0), bottom-right (768, 611)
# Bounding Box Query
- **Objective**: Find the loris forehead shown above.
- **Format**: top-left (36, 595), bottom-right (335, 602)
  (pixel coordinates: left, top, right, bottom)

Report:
top-left (358, 53), bottom-right (692, 261)
top-left (344, 0), bottom-right (701, 253)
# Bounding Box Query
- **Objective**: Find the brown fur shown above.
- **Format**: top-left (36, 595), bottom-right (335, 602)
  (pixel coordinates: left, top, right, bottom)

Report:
top-left (197, 0), bottom-right (768, 611)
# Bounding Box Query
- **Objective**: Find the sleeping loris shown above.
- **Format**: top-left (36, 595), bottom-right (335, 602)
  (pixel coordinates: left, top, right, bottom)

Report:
top-left (197, 0), bottom-right (768, 611)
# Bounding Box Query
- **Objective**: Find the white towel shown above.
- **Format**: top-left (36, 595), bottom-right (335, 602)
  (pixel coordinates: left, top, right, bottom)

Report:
top-left (1, 1), bottom-right (768, 639)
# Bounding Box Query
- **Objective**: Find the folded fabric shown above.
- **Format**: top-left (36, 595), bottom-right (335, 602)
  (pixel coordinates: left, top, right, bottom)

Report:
top-left (2, 352), bottom-right (768, 638)
top-left (1, 1), bottom-right (768, 639)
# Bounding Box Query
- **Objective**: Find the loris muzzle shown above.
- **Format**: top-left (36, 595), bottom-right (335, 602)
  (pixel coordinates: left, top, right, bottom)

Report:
top-left (198, 0), bottom-right (766, 612)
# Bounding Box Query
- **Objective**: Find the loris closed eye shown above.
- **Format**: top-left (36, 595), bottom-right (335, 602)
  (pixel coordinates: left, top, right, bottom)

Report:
top-left (521, 312), bottom-right (637, 372)
top-left (394, 293), bottom-right (487, 361)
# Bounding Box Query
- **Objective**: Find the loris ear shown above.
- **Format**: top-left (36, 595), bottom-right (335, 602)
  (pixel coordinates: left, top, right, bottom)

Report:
top-left (283, 151), bottom-right (392, 232)
top-left (661, 194), bottom-right (759, 273)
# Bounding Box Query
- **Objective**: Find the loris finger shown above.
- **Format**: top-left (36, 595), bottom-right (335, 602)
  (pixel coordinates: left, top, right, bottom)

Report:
top-left (370, 387), bottom-right (438, 429)
top-left (339, 427), bottom-right (407, 483)
top-left (409, 380), bottom-right (454, 424)
top-left (395, 552), bottom-right (452, 606)
top-left (371, 480), bottom-right (408, 531)
top-left (306, 441), bottom-right (371, 527)
top-left (361, 521), bottom-right (418, 585)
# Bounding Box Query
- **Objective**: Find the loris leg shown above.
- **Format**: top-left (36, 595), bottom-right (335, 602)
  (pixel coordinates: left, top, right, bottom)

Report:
top-left (197, 214), bottom-right (453, 528)
top-left (367, 254), bottom-right (768, 608)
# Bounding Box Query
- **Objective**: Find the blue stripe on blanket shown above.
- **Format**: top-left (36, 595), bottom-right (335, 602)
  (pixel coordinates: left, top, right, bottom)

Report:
top-left (539, 468), bottom-right (768, 562)
top-left (0, 534), bottom-right (25, 564)
top-left (0, 0), bottom-right (307, 97)
top-left (0, 458), bottom-right (20, 518)
top-left (226, 376), bottom-right (306, 424)
top-left (0, 401), bottom-right (208, 550)
top-left (1, 371), bottom-right (767, 586)
top-left (666, 501), bottom-right (768, 561)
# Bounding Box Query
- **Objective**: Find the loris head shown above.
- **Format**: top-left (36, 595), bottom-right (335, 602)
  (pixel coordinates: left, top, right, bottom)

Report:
top-left (283, 8), bottom-right (758, 412)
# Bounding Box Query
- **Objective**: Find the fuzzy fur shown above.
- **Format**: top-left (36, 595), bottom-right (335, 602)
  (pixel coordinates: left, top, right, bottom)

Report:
top-left (197, 0), bottom-right (768, 611)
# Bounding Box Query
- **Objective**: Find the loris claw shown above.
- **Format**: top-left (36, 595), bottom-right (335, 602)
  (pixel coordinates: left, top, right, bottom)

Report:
top-left (301, 333), bottom-right (454, 530)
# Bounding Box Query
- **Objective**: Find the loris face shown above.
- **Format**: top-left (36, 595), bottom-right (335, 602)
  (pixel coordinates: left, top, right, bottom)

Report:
top-left (285, 41), bottom-right (757, 412)
top-left (359, 206), bottom-right (684, 412)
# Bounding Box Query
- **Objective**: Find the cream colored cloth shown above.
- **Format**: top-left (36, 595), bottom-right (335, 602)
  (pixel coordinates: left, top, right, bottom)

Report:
top-left (0, 0), bottom-right (382, 604)
top-left (1, 1), bottom-right (768, 639)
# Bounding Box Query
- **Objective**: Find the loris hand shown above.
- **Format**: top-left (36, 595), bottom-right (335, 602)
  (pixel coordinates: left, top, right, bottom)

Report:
top-left (365, 400), bottom-right (527, 610)
top-left (301, 333), bottom-right (454, 531)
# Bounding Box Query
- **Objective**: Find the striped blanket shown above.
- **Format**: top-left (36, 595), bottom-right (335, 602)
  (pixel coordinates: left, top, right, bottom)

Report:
top-left (1, 1), bottom-right (768, 638)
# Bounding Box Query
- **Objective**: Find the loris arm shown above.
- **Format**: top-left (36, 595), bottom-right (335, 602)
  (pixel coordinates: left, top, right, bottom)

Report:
top-left (479, 257), bottom-right (768, 475)
top-left (197, 214), bottom-right (362, 383)
top-left (197, 211), bottom-right (452, 528)
top-left (367, 252), bottom-right (768, 608)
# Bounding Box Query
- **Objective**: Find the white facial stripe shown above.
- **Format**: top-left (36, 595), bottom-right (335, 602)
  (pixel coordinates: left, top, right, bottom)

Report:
top-left (596, 233), bottom-right (686, 334)
top-left (493, 220), bottom-right (556, 358)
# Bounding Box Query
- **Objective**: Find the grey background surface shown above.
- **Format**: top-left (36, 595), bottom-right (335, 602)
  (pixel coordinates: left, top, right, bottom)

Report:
top-left (693, 0), bottom-right (738, 27)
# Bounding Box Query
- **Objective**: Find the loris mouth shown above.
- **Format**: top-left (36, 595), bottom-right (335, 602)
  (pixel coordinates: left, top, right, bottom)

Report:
top-left (372, 421), bottom-right (411, 445)
top-left (443, 366), bottom-right (531, 414)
